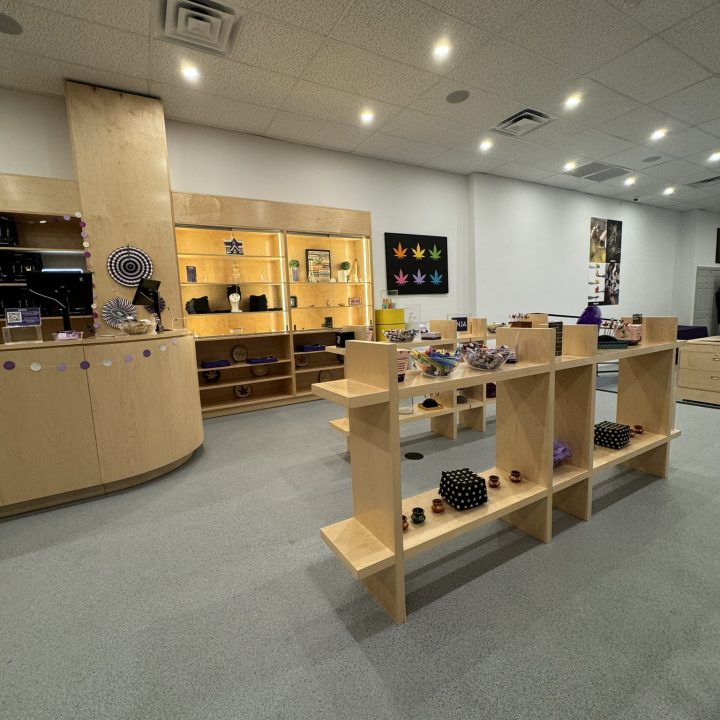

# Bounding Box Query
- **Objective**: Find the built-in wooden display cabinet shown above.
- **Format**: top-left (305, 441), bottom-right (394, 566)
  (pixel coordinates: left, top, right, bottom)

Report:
top-left (0, 211), bottom-right (91, 339)
top-left (313, 319), bottom-right (680, 623)
top-left (171, 194), bottom-right (374, 417)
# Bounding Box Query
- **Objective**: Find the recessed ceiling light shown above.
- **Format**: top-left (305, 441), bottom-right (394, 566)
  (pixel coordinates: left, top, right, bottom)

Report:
top-left (360, 110), bottom-right (375, 125)
top-left (446, 90), bottom-right (469, 104)
top-left (479, 139), bottom-right (493, 152)
top-left (564, 94), bottom-right (582, 109)
top-left (650, 128), bottom-right (667, 141)
top-left (624, 176), bottom-right (636, 186)
top-left (662, 186), bottom-right (675, 195)
top-left (709, 151), bottom-right (720, 163)
top-left (563, 161), bottom-right (576, 172)
top-left (0, 13), bottom-right (23, 35)
top-left (433, 42), bottom-right (451, 61)
top-left (181, 64), bottom-right (200, 81)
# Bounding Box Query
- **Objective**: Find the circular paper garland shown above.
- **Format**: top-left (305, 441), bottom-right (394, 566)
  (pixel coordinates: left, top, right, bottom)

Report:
top-left (107, 246), bottom-right (154, 287)
top-left (101, 297), bottom-right (138, 328)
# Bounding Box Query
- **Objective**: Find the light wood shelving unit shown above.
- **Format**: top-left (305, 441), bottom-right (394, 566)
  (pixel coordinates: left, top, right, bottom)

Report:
top-left (676, 335), bottom-right (720, 405)
top-left (313, 319), bottom-right (681, 623)
top-left (172, 195), bottom-right (373, 417)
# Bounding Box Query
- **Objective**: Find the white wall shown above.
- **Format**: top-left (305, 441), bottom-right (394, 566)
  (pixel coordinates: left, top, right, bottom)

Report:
top-left (470, 173), bottom-right (681, 322)
top-left (165, 120), bottom-right (470, 320)
top-left (0, 88), bottom-right (75, 179)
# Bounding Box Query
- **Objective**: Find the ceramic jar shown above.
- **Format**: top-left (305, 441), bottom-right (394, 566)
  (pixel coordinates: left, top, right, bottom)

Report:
top-left (488, 474), bottom-right (501, 488)
top-left (510, 470), bottom-right (522, 483)
top-left (411, 507), bottom-right (426, 524)
top-left (402, 514), bottom-right (409, 531)
top-left (431, 498), bottom-right (445, 513)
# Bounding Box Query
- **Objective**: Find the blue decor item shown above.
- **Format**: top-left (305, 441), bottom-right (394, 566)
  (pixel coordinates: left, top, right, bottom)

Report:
top-left (578, 305), bottom-right (602, 325)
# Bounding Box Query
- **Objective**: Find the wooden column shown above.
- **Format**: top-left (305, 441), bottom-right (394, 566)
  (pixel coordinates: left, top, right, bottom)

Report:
top-left (64, 82), bottom-right (180, 324)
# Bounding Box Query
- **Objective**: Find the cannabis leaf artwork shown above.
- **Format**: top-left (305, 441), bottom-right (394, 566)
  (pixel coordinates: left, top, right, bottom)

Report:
top-left (384, 232), bottom-right (448, 295)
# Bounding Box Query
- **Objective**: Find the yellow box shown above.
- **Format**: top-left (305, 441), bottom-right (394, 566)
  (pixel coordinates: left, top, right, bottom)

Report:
top-left (375, 309), bottom-right (405, 342)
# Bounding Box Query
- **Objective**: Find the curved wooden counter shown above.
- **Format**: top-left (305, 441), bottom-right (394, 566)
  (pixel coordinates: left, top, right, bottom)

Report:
top-left (0, 330), bottom-right (203, 516)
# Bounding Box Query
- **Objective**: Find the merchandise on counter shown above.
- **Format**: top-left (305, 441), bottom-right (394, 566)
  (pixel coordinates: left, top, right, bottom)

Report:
top-left (486, 382), bottom-right (497, 398)
top-left (488, 474), bottom-right (501, 488)
top-left (410, 507), bottom-right (426, 524)
top-left (185, 296), bottom-right (211, 314)
top-left (247, 356), bottom-right (278, 364)
top-left (402, 515), bottom-right (409, 531)
top-left (384, 328), bottom-right (418, 342)
top-left (509, 469), bottom-right (522, 483)
top-left (439, 468), bottom-right (488, 510)
top-left (594, 421), bottom-right (631, 449)
top-left (553, 439), bottom-right (572, 466)
top-left (201, 359), bottom-right (232, 368)
top-left (431, 498), bottom-right (445, 513)
top-left (411, 348), bottom-right (460, 376)
top-left (297, 344), bottom-right (325, 352)
top-left (248, 294), bottom-right (268, 312)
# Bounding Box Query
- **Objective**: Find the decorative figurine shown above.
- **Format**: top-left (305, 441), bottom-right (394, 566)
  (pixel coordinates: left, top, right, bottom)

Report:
top-left (229, 292), bottom-right (241, 313)
top-left (510, 470), bottom-right (522, 483)
top-left (431, 498), bottom-right (445, 513)
top-left (402, 515), bottom-right (409, 531)
top-left (633, 424), bottom-right (644, 435)
top-left (410, 507), bottom-right (426, 524)
top-left (488, 474), bottom-right (501, 488)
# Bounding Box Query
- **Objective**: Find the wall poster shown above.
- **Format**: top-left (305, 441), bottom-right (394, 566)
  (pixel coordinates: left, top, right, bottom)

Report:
top-left (384, 232), bottom-right (448, 295)
top-left (588, 217), bottom-right (622, 305)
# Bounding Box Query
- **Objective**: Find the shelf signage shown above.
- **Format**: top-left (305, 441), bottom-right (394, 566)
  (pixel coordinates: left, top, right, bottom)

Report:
top-left (5, 307), bottom-right (41, 327)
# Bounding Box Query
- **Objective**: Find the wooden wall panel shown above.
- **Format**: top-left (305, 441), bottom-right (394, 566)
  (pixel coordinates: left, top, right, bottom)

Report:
top-left (64, 82), bottom-right (181, 326)
top-left (0, 173), bottom-right (80, 215)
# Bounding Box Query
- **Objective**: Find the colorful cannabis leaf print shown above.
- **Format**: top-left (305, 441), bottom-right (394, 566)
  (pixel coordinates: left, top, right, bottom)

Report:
top-left (394, 268), bottom-right (409, 286)
top-left (429, 270), bottom-right (443, 285)
top-left (412, 269), bottom-right (426, 285)
top-left (429, 244), bottom-right (442, 260)
top-left (393, 242), bottom-right (407, 260)
top-left (411, 243), bottom-right (425, 260)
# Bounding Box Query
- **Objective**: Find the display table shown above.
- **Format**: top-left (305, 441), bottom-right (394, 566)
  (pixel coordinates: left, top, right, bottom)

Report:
top-left (313, 319), bottom-right (680, 623)
top-left (0, 330), bottom-right (203, 516)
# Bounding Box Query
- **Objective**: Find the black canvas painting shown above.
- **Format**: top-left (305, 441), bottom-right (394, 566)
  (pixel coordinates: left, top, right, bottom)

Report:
top-left (384, 232), bottom-right (448, 295)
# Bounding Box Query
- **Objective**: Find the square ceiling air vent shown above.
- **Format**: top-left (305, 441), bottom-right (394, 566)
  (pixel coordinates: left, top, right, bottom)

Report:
top-left (566, 162), bottom-right (630, 181)
top-left (157, 0), bottom-right (244, 57)
top-left (493, 109), bottom-right (553, 137)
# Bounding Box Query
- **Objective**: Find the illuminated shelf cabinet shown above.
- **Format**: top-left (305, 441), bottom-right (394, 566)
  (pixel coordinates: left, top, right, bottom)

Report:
top-left (173, 216), bottom-right (373, 417)
top-left (313, 319), bottom-right (681, 623)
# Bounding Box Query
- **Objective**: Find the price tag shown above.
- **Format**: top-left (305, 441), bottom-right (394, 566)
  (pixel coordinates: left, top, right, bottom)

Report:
top-left (5, 307), bottom-right (42, 327)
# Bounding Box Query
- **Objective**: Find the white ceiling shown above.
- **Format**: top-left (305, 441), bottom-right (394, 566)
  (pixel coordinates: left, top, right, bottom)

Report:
top-left (2, 0), bottom-right (720, 212)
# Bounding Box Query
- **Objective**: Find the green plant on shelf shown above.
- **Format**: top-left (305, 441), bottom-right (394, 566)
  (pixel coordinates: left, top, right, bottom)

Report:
top-left (289, 258), bottom-right (300, 282)
top-left (338, 260), bottom-right (351, 283)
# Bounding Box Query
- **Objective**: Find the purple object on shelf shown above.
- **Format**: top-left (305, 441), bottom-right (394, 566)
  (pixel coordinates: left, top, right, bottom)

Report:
top-left (578, 306), bottom-right (602, 325)
top-left (553, 439), bottom-right (572, 466)
top-left (297, 344), bottom-right (325, 352)
top-left (247, 356), bottom-right (278, 364)
top-left (201, 359), bottom-right (232, 369)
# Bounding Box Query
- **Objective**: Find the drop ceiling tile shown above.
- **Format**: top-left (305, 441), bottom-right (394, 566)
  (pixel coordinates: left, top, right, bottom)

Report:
top-left (281, 81), bottom-right (402, 128)
top-left (329, 0), bottom-right (489, 73)
top-left (378, 109), bottom-right (479, 147)
top-left (150, 83), bottom-right (276, 134)
top-left (265, 111), bottom-right (372, 151)
top-left (556, 129), bottom-right (635, 159)
top-left (0, 47), bottom-right (150, 98)
top-left (232, 12), bottom-right (324, 77)
top-left (26, 0), bottom-right (152, 35)
top-left (409, 78), bottom-right (524, 129)
top-left (699, 196), bottom-right (720, 212)
top-left (490, 163), bottom-right (554, 182)
top-left (538, 174), bottom-right (593, 191)
top-left (516, 118), bottom-right (585, 147)
top-left (653, 128), bottom-right (720, 158)
top-left (453, 133), bottom-right (542, 162)
top-left (684, 149), bottom-right (720, 170)
top-left (240, 0), bottom-right (352, 35)
top-left (302, 41), bottom-right (437, 106)
top-left (605, 0), bottom-right (716, 33)
top-left (603, 171), bottom-right (665, 192)
top-left (354, 133), bottom-right (447, 164)
top-left (519, 78), bottom-right (640, 128)
top-left (418, 0), bottom-right (537, 32)
top-left (422, 149), bottom-right (503, 174)
top-left (652, 78), bottom-right (720, 126)
top-left (589, 37), bottom-right (710, 103)
top-left (579, 183), bottom-right (629, 198)
top-left (699, 118), bottom-right (720, 138)
top-left (656, 185), bottom-right (716, 204)
top-left (521, 146), bottom-right (593, 174)
top-left (449, 37), bottom-right (578, 103)
top-left (150, 41), bottom-right (295, 108)
top-left (668, 202), bottom-right (702, 212)
top-left (602, 145), bottom-right (677, 171)
top-left (644, 158), bottom-right (712, 182)
top-left (501, 0), bottom-right (651, 74)
top-left (0, 0), bottom-right (149, 77)
top-left (597, 106), bottom-right (689, 144)
top-left (661, 3), bottom-right (720, 73)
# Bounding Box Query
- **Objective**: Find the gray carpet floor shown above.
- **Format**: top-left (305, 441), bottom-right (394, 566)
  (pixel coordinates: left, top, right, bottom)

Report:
top-left (1, 392), bottom-right (719, 720)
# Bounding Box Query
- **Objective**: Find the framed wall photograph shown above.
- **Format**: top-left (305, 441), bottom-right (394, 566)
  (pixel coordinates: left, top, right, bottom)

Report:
top-left (306, 249), bottom-right (331, 282)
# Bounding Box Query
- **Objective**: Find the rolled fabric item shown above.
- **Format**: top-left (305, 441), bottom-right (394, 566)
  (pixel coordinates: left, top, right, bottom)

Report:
top-left (201, 359), bottom-right (232, 368)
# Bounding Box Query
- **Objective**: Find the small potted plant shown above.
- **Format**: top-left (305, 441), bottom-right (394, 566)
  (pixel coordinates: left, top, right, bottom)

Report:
top-left (289, 258), bottom-right (300, 282)
top-left (338, 260), bottom-right (351, 282)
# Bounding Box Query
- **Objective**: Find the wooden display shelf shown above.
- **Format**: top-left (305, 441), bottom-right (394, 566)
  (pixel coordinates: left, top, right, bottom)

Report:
top-left (177, 253), bottom-right (283, 259)
top-left (201, 392), bottom-right (296, 414)
top-left (294, 304), bottom-right (370, 310)
top-left (552, 464), bottom-right (590, 491)
top-left (290, 281), bottom-right (371, 286)
top-left (320, 518), bottom-right (395, 579)
top-left (180, 281), bottom-right (283, 287)
top-left (400, 405), bottom-right (456, 423)
top-left (402, 475), bottom-right (548, 558)
top-left (311, 378), bottom-right (389, 408)
top-left (295, 363), bottom-right (343, 374)
top-left (0, 245), bottom-right (84, 255)
top-left (199, 374), bottom-right (293, 390)
top-left (196, 359), bottom-right (291, 372)
top-left (195, 331), bottom-right (289, 341)
top-left (593, 430), bottom-right (680, 471)
top-left (328, 417), bottom-right (349, 435)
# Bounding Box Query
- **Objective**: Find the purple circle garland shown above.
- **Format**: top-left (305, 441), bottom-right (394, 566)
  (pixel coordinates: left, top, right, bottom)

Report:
top-left (143, 349), bottom-right (151, 358)
top-left (124, 354), bottom-right (133, 363)
top-left (3, 361), bottom-right (15, 371)
top-left (80, 361), bottom-right (90, 370)
top-left (56, 362), bottom-right (67, 372)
